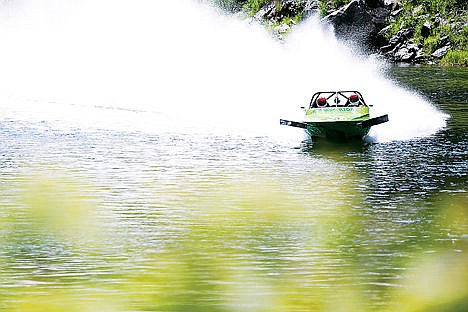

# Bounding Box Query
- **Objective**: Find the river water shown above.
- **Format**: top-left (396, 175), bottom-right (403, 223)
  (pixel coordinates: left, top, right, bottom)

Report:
top-left (0, 1), bottom-right (467, 311)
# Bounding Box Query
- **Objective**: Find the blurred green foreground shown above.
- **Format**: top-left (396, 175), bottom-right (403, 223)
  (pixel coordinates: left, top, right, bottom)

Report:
top-left (0, 171), bottom-right (467, 312)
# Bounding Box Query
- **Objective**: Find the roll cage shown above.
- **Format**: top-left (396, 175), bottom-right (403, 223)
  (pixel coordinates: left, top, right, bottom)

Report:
top-left (308, 91), bottom-right (370, 108)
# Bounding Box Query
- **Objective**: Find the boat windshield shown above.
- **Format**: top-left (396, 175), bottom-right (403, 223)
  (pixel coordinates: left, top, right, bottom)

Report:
top-left (309, 91), bottom-right (368, 108)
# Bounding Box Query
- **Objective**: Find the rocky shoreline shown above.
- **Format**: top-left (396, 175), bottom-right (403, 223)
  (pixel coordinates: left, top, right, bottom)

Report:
top-left (218, 0), bottom-right (467, 66)
top-left (320, 0), bottom-right (464, 64)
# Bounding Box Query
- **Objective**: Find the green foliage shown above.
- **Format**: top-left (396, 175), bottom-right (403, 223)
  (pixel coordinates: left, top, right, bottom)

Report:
top-left (386, 0), bottom-right (468, 64)
top-left (332, 0), bottom-right (349, 10)
top-left (422, 35), bottom-right (441, 53)
top-left (211, 0), bottom-right (242, 12)
top-left (386, 1), bottom-right (418, 38)
top-left (316, 0), bottom-right (353, 16)
top-left (318, 0), bottom-right (330, 16)
top-left (416, 23), bottom-right (451, 53)
top-left (449, 23), bottom-right (468, 50)
top-left (441, 50), bottom-right (468, 66)
top-left (238, 0), bottom-right (305, 33)
top-left (242, 0), bottom-right (275, 15)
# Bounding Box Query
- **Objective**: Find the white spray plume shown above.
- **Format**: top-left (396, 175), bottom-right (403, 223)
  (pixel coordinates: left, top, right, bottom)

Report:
top-left (0, 0), bottom-right (447, 141)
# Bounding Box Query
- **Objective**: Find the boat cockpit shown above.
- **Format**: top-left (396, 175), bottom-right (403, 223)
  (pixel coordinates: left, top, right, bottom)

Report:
top-left (308, 91), bottom-right (369, 108)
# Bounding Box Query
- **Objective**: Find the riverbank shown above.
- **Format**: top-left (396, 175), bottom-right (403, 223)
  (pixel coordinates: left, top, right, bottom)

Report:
top-left (212, 0), bottom-right (467, 66)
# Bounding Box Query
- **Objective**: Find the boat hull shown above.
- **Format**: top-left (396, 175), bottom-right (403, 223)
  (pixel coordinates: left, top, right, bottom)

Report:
top-left (305, 121), bottom-right (370, 140)
top-left (304, 106), bottom-right (371, 140)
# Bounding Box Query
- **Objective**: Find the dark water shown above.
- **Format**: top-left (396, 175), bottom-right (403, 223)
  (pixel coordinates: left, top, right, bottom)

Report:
top-left (0, 66), bottom-right (467, 311)
top-left (388, 65), bottom-right (468, 130)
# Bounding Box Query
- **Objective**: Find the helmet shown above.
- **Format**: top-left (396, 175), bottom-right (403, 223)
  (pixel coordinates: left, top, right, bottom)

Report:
top-left (349, 94), bottom-right (360, 104)
top-left (317, 97), bottom-right (327, 107)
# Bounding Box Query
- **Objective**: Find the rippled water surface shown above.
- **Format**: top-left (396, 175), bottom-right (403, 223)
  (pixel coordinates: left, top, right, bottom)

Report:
top-left (0, 65), bottom-right (467, 311)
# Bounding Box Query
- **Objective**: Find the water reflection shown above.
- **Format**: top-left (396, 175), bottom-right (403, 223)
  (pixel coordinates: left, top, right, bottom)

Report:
top-left (301, 138), bottom-right (370, 157)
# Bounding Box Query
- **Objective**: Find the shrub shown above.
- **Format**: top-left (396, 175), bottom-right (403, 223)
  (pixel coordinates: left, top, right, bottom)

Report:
top-left (441, 50), bottom-right (468, 66)
top-left (243, 0), bottom-right (276, 15)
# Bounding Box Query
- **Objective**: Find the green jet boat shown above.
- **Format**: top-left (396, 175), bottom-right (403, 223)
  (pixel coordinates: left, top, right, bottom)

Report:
top-left (280, 91), bottom-right (389, 140)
